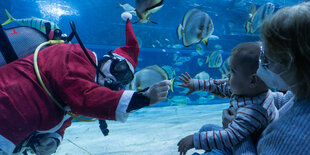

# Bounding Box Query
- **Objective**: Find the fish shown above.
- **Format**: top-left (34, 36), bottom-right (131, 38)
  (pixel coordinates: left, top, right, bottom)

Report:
top-left (214, 44), bottom-right (222, 50)
top-left (196, 95), bottom-right (215, 104)
top-left (156, 40), bottom-right (162, 47)
top-left (169, 96), bottom-right (191, 106)
top-left (219, 57), bottom-right (231, 79)
top-left (134, 0), bottom-right (164, 24)
top-left (129, 65), bottom-right (175, 92)
top-left (245, 2), bottom-right (275, 33)
top-left (196, 44), bottom-right (206, 56)
top-left (208, 50), bottom-right (223, 68)
top-left (194, 71), bottom-right (210, 79)
top-left (205, 56), bottom-right (210, 64)
top-left (119, 3), bottom-right (137, 16)
top-left (174, 56), bottom-right (191, 66)
top-left (2, 9), bottom-right (59, 34)
top-left (197, 58), bottom-right (204, 66)
top-left (172, 44), bottom-right (183, 49)
top-left (177, 8), bottom-right (218, 47)
top-left (161, 65), bottom-right (175, 79)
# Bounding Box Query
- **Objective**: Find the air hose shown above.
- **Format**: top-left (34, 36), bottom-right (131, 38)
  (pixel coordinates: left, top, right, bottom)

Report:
top-left (33, 40), bottom-right (97, 122)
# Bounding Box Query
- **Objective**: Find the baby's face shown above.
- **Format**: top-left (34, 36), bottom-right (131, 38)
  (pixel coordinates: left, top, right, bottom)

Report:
top-left (228, 58), bottom-right (252, 96)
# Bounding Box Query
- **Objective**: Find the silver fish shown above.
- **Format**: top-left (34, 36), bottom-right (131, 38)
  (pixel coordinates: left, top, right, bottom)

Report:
top-left (208, 50), bottom-right (223, 68)
top-left (134, 0), bottom-right (164, 24)
top-left (169, 96), bottom-right (191, 106)
top-left (245, 2), bottom-right (275, 33)
top-left (194, 71), bottom-right (210, 79)
top-left (219, 57), bottom-right (230, 79)
top-left (129, 65), bottom-right (174, 92)
top-left (119, 3), bottom-right (137, 16)
top-left (177, 8), bottom-right (217, 47)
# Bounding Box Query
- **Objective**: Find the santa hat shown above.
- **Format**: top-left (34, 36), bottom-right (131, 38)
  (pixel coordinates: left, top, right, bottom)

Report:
top-left (112, 19), bottom-right (139, 73)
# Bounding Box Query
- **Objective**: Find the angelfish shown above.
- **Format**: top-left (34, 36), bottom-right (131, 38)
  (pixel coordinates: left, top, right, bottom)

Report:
top-left (245, 2), bottom-right (275, 33)
top-left (177, 8), bottom-right (218, 47)
top-left (134, 0), bottom-right (164, 24)
top-left (129, 65), bottom-right (174, 92)
top-left (2, 9), bottom-right (59, 34)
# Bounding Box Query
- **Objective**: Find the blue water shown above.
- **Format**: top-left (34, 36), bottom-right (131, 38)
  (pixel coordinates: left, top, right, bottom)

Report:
top-left (0, 0), bottom-right (303, 106)
top-left (0, 0), bottom-right (305, 154)
top-left (1, 0), bottom-right (305, 107)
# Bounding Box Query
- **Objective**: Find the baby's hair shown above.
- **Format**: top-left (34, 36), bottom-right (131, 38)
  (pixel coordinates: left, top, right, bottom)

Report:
top-left (230, 42), bottom-right (261, 76)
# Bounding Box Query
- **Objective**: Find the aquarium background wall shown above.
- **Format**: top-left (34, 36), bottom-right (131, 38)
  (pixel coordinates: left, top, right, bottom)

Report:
top-left (0, 0), bottom-right (304, 106)
top-left (0, 0), bottom-right (305, 154)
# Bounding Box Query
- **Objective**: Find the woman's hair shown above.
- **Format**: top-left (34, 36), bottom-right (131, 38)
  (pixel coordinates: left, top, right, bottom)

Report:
top-left (261, 2), bottom-right (310, 99)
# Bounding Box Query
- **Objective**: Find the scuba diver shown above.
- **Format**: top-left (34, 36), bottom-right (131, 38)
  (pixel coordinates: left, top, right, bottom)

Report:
top-left (0, 13), bottom-right (171, 155)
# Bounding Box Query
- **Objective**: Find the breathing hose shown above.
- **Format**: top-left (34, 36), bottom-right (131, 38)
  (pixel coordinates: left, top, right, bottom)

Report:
top-left (33, 40), bottom-right (97, 122)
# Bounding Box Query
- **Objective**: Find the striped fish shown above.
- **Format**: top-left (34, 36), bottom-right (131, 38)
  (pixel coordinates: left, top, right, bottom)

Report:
top-left (2, 9), bottom-right (59, 34)
top-left (245, 3), bottom-right (275, 33)
top-left (129, 65), bottom-right (175, 92)
top-left (134, 0), bottom-right (164, 24)
top-left (177, 9), bottom-right (218, 47)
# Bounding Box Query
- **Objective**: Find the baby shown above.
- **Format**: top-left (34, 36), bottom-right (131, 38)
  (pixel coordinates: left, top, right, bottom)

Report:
top-left (177, 42), bottom-right (293, 155)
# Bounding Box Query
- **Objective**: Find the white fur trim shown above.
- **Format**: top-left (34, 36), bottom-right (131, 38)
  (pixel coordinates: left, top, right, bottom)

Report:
top-left (92, 51), bottom-right (98, 66)
top-left (0, 134), bottom-right (15, 155)
top-left (115, 90), bottom-right (134, 122)
top-left (37, 114), bottom-right (71, 134)
top-left (92, 51), bottom-right (98, 82)
top-left (121, 12), bottom-right (132, 21)
top-left (113, 53), bottom-right (135, 73)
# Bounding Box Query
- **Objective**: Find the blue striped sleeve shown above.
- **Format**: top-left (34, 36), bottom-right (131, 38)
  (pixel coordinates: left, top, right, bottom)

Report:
top-left (193, 104), bottom-right (268, 150)
top-left (193, 79), bottom-right (231, 97)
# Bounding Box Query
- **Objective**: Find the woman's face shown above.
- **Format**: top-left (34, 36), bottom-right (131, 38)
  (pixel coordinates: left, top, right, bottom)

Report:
top-left (259, 44), bottom-right (296, 90)
top-left (260, 45), bottom-right (287, 74)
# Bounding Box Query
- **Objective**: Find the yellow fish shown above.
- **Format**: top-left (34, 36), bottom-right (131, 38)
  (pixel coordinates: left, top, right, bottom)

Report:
top-left (2, 9), bottom-right (59, 34)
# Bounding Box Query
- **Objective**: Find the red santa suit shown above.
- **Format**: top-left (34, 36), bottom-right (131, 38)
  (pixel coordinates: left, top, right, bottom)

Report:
top-left (0, 19), bottom-right (139, 154)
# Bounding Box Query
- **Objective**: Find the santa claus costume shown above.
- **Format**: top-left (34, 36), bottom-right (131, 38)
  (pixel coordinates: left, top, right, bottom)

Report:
top-left (0, 19), bottom-right (144, 154)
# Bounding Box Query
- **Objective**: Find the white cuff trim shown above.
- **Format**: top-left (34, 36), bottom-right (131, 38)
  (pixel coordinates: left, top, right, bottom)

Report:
top-left (116, 90), bottom-right (134, 123)
top-left (0, 134), bottom-right (15, 155)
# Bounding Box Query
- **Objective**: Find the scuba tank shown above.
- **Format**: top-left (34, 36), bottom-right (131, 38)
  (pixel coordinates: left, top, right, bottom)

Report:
top-left (0, 22), bottom-right (63, 66)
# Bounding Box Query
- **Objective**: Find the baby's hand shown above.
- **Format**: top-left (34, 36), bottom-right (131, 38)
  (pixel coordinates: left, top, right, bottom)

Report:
top-left (177, 134), bottom-right (194, 155)
top-left (178, 72), bottom-right (195, 96)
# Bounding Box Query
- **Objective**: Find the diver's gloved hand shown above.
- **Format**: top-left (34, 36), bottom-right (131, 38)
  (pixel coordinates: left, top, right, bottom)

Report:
top-left (33, 135), bottom-right (59, 155)
top-left (146, 80), bottom-right (171, 105)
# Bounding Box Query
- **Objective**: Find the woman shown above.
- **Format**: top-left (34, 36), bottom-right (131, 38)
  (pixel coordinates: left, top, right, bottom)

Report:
top-left (234, 2), bottom-right (310, 154)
